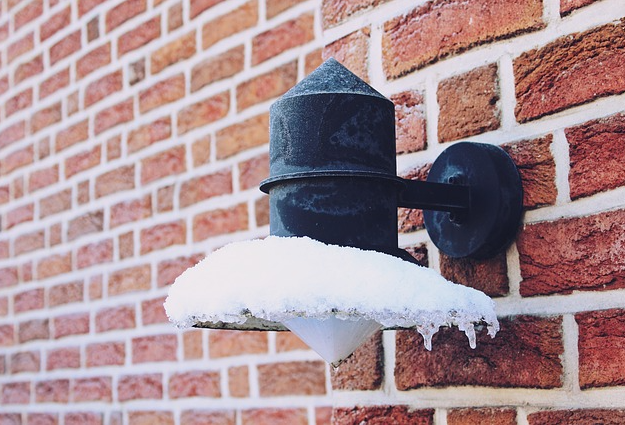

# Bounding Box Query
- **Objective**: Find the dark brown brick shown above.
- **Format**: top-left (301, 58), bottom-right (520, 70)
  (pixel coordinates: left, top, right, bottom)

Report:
top-left (528, 409), bottom-right (625, 425)
top-left (439, 252), bottom-right (509, 297)
top-left (448, 408), bottom-right (516, 425)
top-left (331, 331), bottom-right (383, 390)
top-left (333, 406), bottom-right (434, 425)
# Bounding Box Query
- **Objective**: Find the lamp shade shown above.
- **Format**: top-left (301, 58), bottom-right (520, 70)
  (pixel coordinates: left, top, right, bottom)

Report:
top-left (164, 236), bottom-right (499, 366)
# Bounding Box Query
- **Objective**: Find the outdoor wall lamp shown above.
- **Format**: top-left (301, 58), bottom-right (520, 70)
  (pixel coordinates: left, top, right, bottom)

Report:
top-left (165, 59), bottom-right (523, 367)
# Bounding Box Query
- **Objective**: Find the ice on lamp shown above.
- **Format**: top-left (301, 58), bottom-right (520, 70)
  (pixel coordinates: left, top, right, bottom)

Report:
top-left (164, 236), bottom-right (499, 366)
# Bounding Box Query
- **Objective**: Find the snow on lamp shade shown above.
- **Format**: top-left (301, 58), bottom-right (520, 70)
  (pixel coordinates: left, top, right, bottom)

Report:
top-left (164, 236), bottom-right (499, 366)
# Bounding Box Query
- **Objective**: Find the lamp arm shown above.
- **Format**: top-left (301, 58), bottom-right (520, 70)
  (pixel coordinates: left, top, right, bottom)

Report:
top-left (397, 179), bottom-right (470, 214)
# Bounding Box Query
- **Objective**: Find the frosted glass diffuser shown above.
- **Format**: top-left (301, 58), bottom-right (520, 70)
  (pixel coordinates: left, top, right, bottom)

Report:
top-left (165, 236), bottom-right (500, 366)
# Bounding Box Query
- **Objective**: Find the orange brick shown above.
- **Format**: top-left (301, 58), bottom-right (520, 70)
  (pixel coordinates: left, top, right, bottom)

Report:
top-left (258, 361), bottom-right (326, 396)
top-left (109, 265), bottom-right (151, 296)
top-left (183, 330), bottom-right (203, 359)
top-left (190, 0), bottom-right (222, 18)
top-left (140, 220), bottom-right (186, 254)
top-left (216, 113), bottom-right (268, 159)
top-left (50, 30), bottom-right (81, 65)
top-left (179, 169), bottom-right (232, 208)
top-left (86, 341), bottom-right (125, 367)
top-left (238, 153), bottom-right (268, 191)
top-left (181, 411), bottom-right (235, 425)
top-left (39, 188), bottom-right (72, 218)
top-left (202, 0), bottom-right (257, 49)
top-left (322, 0), bottom-right (386, 28)
top-left (241, 409), bottom-right (307, 425)
top-left (5, 204), bottom-right (34, 229)
top-left (140, 146), bottom-right (186, 184)
top-left (77, 43), bottom-right (112, 79)
top-left (118, 16), bottom-right (160, 56)
top-left (6, 88), bottom-right (33, 116)
top-left (151, 31), bottom-right (195, 74)
top-left (96, 305), bottom-right (136, 332)
top-left (391, 91), bottom-right (426, 154)
top-left (32, 102), bottom-right (62, 133)
top-left (49, 281), bottom-right (83, 307)
top-left (14, 55), bottom-right (43, 84)
top-left (191, 45), bottom-right (244, 92)
top-left (142, 296), bottom-right (168, 325)
top-left (65, 145), bottom-right (101, 178)
top-left (267, 0), bottom-right (306, 18)
top-left (128, 411), bottom-right (173, 425)
top-left (55, 120), bottom-right (89, 151)
top-left (236, 61), bottom-right (297, 111)
top-left (79, 0), bottom-right (107, 16)
top-left (8, 32), bottom-right (34, 63)
top-left (85, 70), bottom-right (123, 106)
top-left (177, 92), bottom-right (230, 134)
top-left (40, 68), bottom-right (70, 99)
top-left (95, 98), bottom-right (134, 134)
top-left (157, 254), bottom-right (204, 287)
top-left (228, 366), bottom-right (249, 397)
top-left (169, 371), bottom-right (220, 399)
top-left (68, 210), bottom-right (104, 241)
top-left (77, 239), bottom-right (113, 269)
top-left (132, 334), bottom-right (177, 363)
top-left (209, 330), bottom-right (267, 358)
top-left (128, 117), bottom-right (172, 153)
top-left (118, 374), bottom-right (163, 401)
top-left (40, 6), bottom-right (70, 41)
top-left (110, 195), bottom-right (152, 228)
top-left (95, 164), bottom-right (135, 198)
top-left (323, 29), bottom-right (370, 81)
top-left (0, 121), bottom-right (26, 149)
top-left (106, 0), bottom-right (146, 31)
top-left (15, 0), bottom-right (43, 30)
top-left (18, 319), bottom-right (49, 343)
top-left (252, 12), bottom-right (314, 65)
top-left (193, 203), bottom-right (248, 241)
top-left (1, 145), bottom-right (33, 176)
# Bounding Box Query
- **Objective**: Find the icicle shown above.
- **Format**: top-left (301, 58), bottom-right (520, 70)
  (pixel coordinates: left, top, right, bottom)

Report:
top-left (464, 325), bottom-right (477, 349)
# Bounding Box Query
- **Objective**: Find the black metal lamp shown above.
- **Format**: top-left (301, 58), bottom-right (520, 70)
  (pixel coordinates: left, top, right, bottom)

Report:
top-left (165, 59), bottom-right (523, 366)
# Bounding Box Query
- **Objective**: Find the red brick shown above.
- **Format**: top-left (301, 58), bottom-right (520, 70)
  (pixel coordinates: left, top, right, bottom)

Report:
top-left (140, 146), bottom-right (186, 184)
top-left (15, 55), bottom-right (43, 84)
top-left (181, 411), bottom-right (235, 425)
top-left (46, 347), bottom-right (80, 370)
top-left (567, 113), bottom-right (625, 200)
top-left (10, 351), bottom-right (40, 374)
top-left (151, 31), bottom-right (195, 74)
top-left (216, 113), bottom-right (269, 159)
top-left (440, 252), bottom-right (509, 297)
top-left (128, 411), bottom-right (173, 425)
top-left (395, 316), bottom-right (563, 389)
top-left (109, 265), bottom-right (151, 296)
top-left (438, 64), bottom-right (500, 142)
top-left (321, 0), bottom-right (387, 28)
top-left (40, 68), bottom-right (70, 99)
top-left (5, 203), bottom-right (34, 229)
top-left (64, 412), bottom-right (102, 425)
top-left (106, 0), bottom-right (146, 31)
top-left (2, 145), bottom-right (33, 176)
top-left (50, 30), bottom-right (81, 65)
top-left (190, 0), bottom-right (223, 18)
top-left (85, 70), bottom-right (123, 107)
top-left (276, 332), bottom-right (308, 352)
top-left (55, 120), bottom-right (89, 151)
top-left (333, 406), bottom-right (433, 425)
top-left (53, 313), bottom-right (89, 339)
top-left (258, 361), bottom-right (326, 396)
top-left (322, 29), bottom-right (369, 81)
top-left (72, 376), bottom-right (112, 402)
top-left (68, 210), bottom-right (103, 241)
top-left (37, 252), bottom-right (71, 279)
top-left (141, 297), bottom-right (168, 325)
top-left (515, 20), bottom-right (625, 122)
top-left (107, 135), bottom-right (122, 160)
top-left (577, 309), bottom-right (625, 389)
top-left (14, 0), bottom-right (43, 29)
top-left (49, 281), bottom-right (83, 307)
top-left (169, 371), bottom-right (220, 398)
top-left (192, 136), bottom-right (211, 167)
top-left (65, 145), bottom-right (101, 178)
top-left (0, 241), bottom-right (8, 258)
top-left (2, 382), bottom-right (30, 404)
top-left (132, 334), bottom-right (177, 363)
top-left (28, 165), bottom-right (58, 193)
top-left (50, 223), bottom-right (62, 246)
top-left (32, 103), bottom-right (62, 133)
top-left (305, 48), bottom-right (323, 75)
top-left (202, 0), bottom-right (257, 49)
top-left (18, 319), bottom-right (49, 343)
top-left (241, 409), bottom-right (307, 425)
top-left (0, 267), bottom-right (19, 288)
top-left (77, 239), bottom-right (113, 269)
top-left (448, 408), bottom-right (516, 425)
top-left (94, 98), bottom-right (134, 134)
top-left (14, 288), bottom-right (44, 313)
top-left (86, 341), bottom-right (125, 367)
top-left (95, 165), bottom-right (135, 197)
top-left (183, 330), bottom-right (203, 359)
top-left (518, 210), bottom-right (625, 296)
top-left (252, 12), bottom-right (314, 65)
top-left (209, 330), bottom-right (267, 358)
top-left (96, 305), bottom-right (135, 332)
top-left (20, 262), bottom-right (33, 283)
top-left (391, 91), bottom-right (426, 154)
top-left (560, 0), bottom-right (599, 15)
top-left (383, 0), bottom-right (543, 79)
top-left (110, 195), bottom-right (151, 227)
top-left (40, 6), bottom-right (71, 41)
top-left (0, 324), bottom-right (15, 346)
top-left (8, 33), bottom-right (34, 63)
top-left (528, 409), bottom-right (625, 424)
top-left (119, 232), bottom-right (134, 259)
top-left (139, 74), bottom-right (185, 113)
top-left (35, 379), bottom-right (69, 403)
top-left (228, 366), bottom-right (249, 397)
top-left (79, 0), bottom-right (107, 15)
top-left (157, 185), bottom-right (174, 212)
top-left (267, 0), bottom-right (306, 18)
top-left (0, 121), bottom-right (26, 149)
top-left (0, 413), bottom-right (21, 425)
top-left (397, 164), bottom-right (430, 233)
top-left (331, 331), bottom-right (383, 390)
top-left (179, 169), bottom-right (232, 208)
top-left (168, 2), bottom-right (183, 31)
top-left (77, 43), bottom-right (111, 79)
top-left (237, 62), bottom-right (297, 111)
top-left (6, 89), bottom-right (33, 117)
top-left (191, 46), bottom-right (244, 92)
top-left (118, 374), bottom-right (163, 401)
top-left (239, 154), bottom-right (268, 191)
top-left (77, 181), bottom-right (89, 205)
top-left (129, 58), bottom-right (146, 85)
top-left (140, 221), bottom-right (185, 254)
top-left (128, 117), bottom-right (171, 153)
top-left (27, 413), bottom-right (58, 425)
top-left (89, 275), bottom-right (103, 300)
top-left (157, 254), bottom-right (203, 287)
top-left (193, 203), bottom-right (248, 241)
top-left (118, 16), bottom-right (160, 56)
top-left (14, 231), bottom-right (45, 256)
top-left (177, 91), bottom-right (230, 134)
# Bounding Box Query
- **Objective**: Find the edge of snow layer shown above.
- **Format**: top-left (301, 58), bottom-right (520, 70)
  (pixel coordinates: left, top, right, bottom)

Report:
top-left (164, 236), bottom-right (499, 349)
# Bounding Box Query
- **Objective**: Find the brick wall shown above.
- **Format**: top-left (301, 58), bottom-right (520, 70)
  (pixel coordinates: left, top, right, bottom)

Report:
top-left (0, 0), bottom-right (624, 423)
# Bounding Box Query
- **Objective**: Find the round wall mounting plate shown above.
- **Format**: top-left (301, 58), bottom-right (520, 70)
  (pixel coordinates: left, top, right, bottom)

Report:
top-left (423, 142), bottom-right (524, 259)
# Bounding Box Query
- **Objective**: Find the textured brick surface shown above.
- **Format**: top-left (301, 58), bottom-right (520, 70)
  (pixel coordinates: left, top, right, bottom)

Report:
top-left (258, 361), bottom-right (326, 396)
top-left (322, 29), bottom-right (370, 81)
top-left (448, 408), bottom-right (517, 425)
top-left (241, 408), bottom-right (308, 425)
top-left (252, 13), bottom-right (314, 65)
top-left (216, 114), bottom-right (269, 159)
top-left (383, 0), bottom-right (543, 78)
top-left (439, 252), bottom-right (509, 297)
top-left (438, 64), bottom-right (500, 142)
top-left (515, 20), bottom-right (625, 122)
top-left (118, 374), bottom-right (163, 401)
top-left (209, 330), bottom-right (267, 358)
top-left (333, 406), bottom-right (434, 425)
top-left (181, 410), bottom-right (235, 425)
top-left (202, 0), bottom-right (257, 49)
top-left (395, 316), bottom-right (563, 389)
top-left (577, 309), bottom-right (625, 389)
top-left (132, 334), bottom-right (177, 363)
top-left (192, 46), bottom-right (244, 92)
top-left (392, 91), bottom-right (426, 154)
top-left (169, 371), bottom-right (221, 398)
top-left (560, 0), bottom-right (599, 15)
top-left (518, 210), bottom-right (625, 296)
top-left (528, 409), bottom-right (625, 424)
top-left (177, 92), bottom-right (230, 134)
top-left (331, 331), bottom-right (383, 390)
top-left (193, 203), bottom-right (248, 241)
top-left (566, 113), bottom-right (625, 200)
top-left (236, 62), bottom-right (297, 111)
